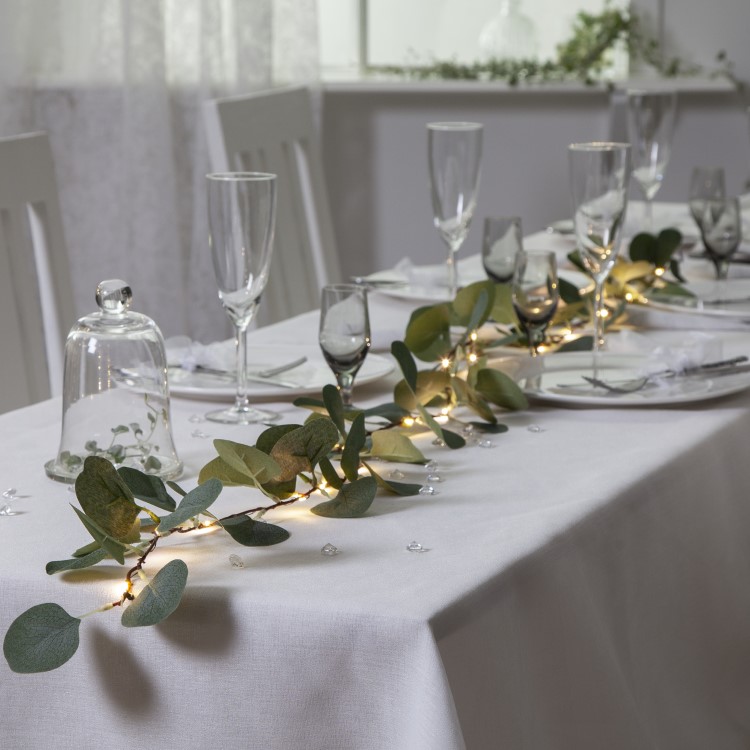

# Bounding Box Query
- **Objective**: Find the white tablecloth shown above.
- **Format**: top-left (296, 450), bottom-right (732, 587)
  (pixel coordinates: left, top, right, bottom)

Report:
top-left (3, 215), bottom-right (750, 748)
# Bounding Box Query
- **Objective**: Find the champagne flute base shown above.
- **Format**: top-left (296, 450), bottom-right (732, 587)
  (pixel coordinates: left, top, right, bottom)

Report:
top-left (206, 404), bottom-right (279, 425)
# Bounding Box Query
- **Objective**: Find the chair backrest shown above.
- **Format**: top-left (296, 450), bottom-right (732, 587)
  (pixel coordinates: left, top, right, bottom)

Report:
top-left (203, 86), bottom-right (341, 326)
top-left (0, 132), bottom-right (74, 411)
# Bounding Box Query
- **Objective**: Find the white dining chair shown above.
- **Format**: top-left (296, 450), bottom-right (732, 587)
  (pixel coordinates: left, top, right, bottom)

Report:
top-left (203, 85), bottom-right (342, 326)
top-left (0, 132), bottom-right (75, 412)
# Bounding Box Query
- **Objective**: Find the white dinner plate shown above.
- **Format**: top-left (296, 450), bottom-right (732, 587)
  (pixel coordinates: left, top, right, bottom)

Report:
top-left (645, 278), bottom-right (750, 320)
top-left (168, 345), bottom-right (394, 401)
top-left (491, 351), bottom-right (750, 407)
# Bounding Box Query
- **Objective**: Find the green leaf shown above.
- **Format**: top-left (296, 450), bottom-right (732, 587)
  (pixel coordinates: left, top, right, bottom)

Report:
top-left (219, 516), bottom-right (290, 546)
top-left (311, 476), bottom-right (377, 518)
top-left (3, 603), bottom-right (81, 673)
top-left (341, 413), bottom-right (366, 481)
top-left (363, 462), bottom-right (422, 496)
top-left (669, 258), bottom-right (686, 283)
top-left (489, 283), bottom-right (516, 324)
top-left (74, 456), bottom-right (138, 539)
top-left (441, 428), bottom-right (466, 449)
top-left (559, 277), bottom-right (582, 304)
top-left (451, 280), bottom-right (494, 328)
top-left (415, 403), bottom-right (466, 449)
top-left (270, 419), bottom-right (340, 481)
top-left (319, 456), bottom-right (344, 490)
top-left (656, 228), bottom-right (682, 267)
top-left (556, 335), bottom-right (594, 352)
top-left (629, 232), bottom-right (658, 263)
top-left (468, 421), bottom-right (509, 434)
top-left (46, 548), bottom-right (109, 574)
top-left (72, 539), bottom-right (101, 557)
top-left (213, 439), bottom-right (281, 485)
top-left (474, 368), bottom-right (528, 411)
top-left (117, 467), bottom-right (176, 512)
top-left (157, 479), bottom-right (222, 533)
top-left (72, 506), bottom-right (129, 564)
top-left (256, 424), bottom-right (303, 454)
top-left (121, 559), bottom-right (188, 627)
top-left (198, 457), bottom-right (256, 487)
top-left (369, 430), bottom-right (426, 464)
top-left (360, 402), bottom-right (411, 423)
top-left (403, 304), bottom-right (452, 361)
top-left (166, 481), bottom-right (187, 497)
top-left (391, 340), bottom-right (419, 391)
top-left (322, 384), bottom-right (346, 436)
top-left (394, 370), bottom-right (451, 412)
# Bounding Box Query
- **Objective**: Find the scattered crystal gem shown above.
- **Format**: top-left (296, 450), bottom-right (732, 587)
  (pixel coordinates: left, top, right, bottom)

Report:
top-left (478, 438), bottom-right (494, 449)
top-left (228, 554), bottom-right (244, 568)
top-left (321, 543), bottom-right (340, 556)
top-left (426, 472), bottom-right (443, 483)
top-left (389, 469), bottom-right (405, 480)
top-left (462, 425), bottom-right (475, 437)
top-left (188, 414), bottom-right (205, 423)
top-left (432, 438), bottom-right (445, 447)
top-left (191, 429), bottom-right (211, 439)
top-left (2, 488), bottom-right (17, 499)
top-left (0, 504), bottom-right (15, 516)
top-left (527, 423), bottom-right (544, 433)
top-left (418, 484), bottom-right (437, 496)
top-left (406, 541), bottom-right (428, 552)
top-left (425, 460), bottom-right (439, 472)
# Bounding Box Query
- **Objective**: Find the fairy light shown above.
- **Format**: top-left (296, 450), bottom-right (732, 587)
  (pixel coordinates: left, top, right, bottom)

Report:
top-left (654, 267), bottom-right (665, 277)
top-left (402, 416), bottom-right (415, 427)
top-left (625, 292), bottom-right (634, 302)
top-left (114, 579), bottom-right (130, 598)
top-left (469, 330), bottom-right (478, 342)
top-left (440, 357), bottom-right (452, 370)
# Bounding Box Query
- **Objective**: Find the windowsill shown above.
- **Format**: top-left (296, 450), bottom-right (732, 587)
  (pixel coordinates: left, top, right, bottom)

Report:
top-left (322, 75), bottom-right (736, 95)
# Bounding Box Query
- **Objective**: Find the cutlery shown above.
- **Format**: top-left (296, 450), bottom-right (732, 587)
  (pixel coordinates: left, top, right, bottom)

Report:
top-left (575, 356), bottom-right (750, 394)
top-left (702, 295), bottom-right (750, 306)
top-left (169, 356), bottom-right (307, 388)
top-left (351, 276), bottom-right (408, 289)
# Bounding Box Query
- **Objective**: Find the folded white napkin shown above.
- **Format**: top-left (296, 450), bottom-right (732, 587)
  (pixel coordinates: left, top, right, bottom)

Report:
top-left (165, 336), bottom-right (235, 371)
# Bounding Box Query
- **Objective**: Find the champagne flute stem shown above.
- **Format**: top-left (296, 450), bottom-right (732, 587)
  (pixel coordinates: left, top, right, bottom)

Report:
top-left (336, 372), bottom-right (355, 407)
top-left (592, 280), bottom-right (605, 353)
top-left (644, 198), bottom-right (653, 232)
top-left (446, 250), bottom-right (458, 299)
top-left (234, 323), bottom-right (251, 412)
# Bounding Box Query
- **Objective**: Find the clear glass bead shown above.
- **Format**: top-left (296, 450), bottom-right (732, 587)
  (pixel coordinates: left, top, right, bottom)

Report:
top-left (389, 469), bottom-right (405, 480)
top-left (527, 423), bottom-right (544, 433)
top-left (418, 484), bottom-right (437, 496)
top-left (406, 541), bottom-right (428, 552)
top-left (321, 543), bottom-right (340, 556)
top-left (228, 554), bottom-right (244, 568)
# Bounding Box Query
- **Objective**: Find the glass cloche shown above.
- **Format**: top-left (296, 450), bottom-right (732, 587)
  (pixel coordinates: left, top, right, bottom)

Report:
top-left (45, 280), bottom-right (183, 483)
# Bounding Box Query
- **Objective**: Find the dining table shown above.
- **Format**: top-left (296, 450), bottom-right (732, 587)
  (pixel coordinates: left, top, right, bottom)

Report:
top-left (3, 202), bottom-right (750, 749)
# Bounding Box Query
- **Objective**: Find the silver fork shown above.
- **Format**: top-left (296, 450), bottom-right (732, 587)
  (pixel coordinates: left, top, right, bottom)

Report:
top-left (178, 356), bottom-right (308, 380)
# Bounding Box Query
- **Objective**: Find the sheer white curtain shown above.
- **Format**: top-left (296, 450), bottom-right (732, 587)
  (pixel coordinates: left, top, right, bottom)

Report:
top-left (0, 0), bottom-right (319, 342)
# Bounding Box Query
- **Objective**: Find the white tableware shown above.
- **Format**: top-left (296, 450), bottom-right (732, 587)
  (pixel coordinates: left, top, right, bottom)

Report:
top-left (168, 345), bottom-right (393, 401)
top-left (495, 351), bottom-right (750, 407)
top-left (645, 278), bottom-right (750, 319)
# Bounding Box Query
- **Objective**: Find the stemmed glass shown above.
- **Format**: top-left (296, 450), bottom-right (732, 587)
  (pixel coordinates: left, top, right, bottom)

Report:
top-left (427, 122), bottom-right (483, 299)
top-left (689, 167), bottom-right (725, 230)
top-left (206, 172), bottom-right (277, 424)
top-left (568, 142), bottom-right (631, 353)
top-left (511, 251), bottom-right (559, 357)
top-left (627, 90), bottom-right (676, 230)
top-left (699, 196), bottom-right (742, 289)
top-left (482, 216), bottom-right (523, 283)
top-left (319, 284), bottom-right (371, 407)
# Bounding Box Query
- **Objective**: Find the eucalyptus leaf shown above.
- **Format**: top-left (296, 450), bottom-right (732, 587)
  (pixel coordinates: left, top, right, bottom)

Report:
top-left (72, 539), bottom-right (101, 558)
top-left (452, 281), bottom-right (494, 328)
top-left (468, 421), bottom-right (509, 434)
top-left (213, 439), bottom-right (281, 485)
top-left (360, 402), bottom-right (411, 423)
top-left (198, 456), bottom-right (261, 487)
top-left (75, 456), bottom-right (138, 539)
top-left (556, 335), bottom-right (594, 352)
top-left (474, 368), bottom-right (528, 411)
top-left (256, 424), bottom-right (303, 454)
top-left (415, 404), bottom-right (466, 449)
top-left (319, 456), bottom-right (344, 490)
top-left (394, 370), bottom-right (451, 412)
top-left (489, 283), bottom-right (516, 324)
top-left (628, 232), bottom-right (657, 263)
top-left (3, 603), bottom-right (81, 673)
top-left (157, 479), bottom-right (222, 533)
top-left (219, 516), bottom-right (290, 546)
top-left (559, 277), bottom-right (583, 304)
top-left (121, 559), bottom-right (188, 628)
top-left (72, 506), bottom-right (128, 565)
top-left (311, 476), bottom-right (377, 518)
top-left (46, 548), bottom-right (109, 575)
top-left (369, 430), bottom-right (426, 464)
top-left (341, 413), bottom-right (366, 481)
top-left (391, 340), bottom-right (418, 391)
top-left (363, 462), bottom-right (422, 496)
top-left (270, 419), bottom-right (340, 481)
top-left (403, 305), bottom-right (452, 361)
top-left (166, 481), bottom-right (187, 497)
top-left (322, 383), bottom-right (346, 436)
top-left (117, 467), bottom-right (176, 512)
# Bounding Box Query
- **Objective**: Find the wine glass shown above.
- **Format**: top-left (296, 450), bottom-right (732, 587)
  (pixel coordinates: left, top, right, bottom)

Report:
top-left (482, 216), bottom-right (523, 283)
top-left (206, 172), bottom-right (277, 424)
top-left (627, 89), bottom-right (676, 230)
top-left (427, 122), bottom-right (483, 299)
top-left (568, 142), bottom-right (631, 353)
top-left (699, 196), bottom-right (742, 286)
top-left (511, 250), bottom-right (559, 357)
top-left (689, 166), bottom-right (725, 230)
top-left (319, 284), bottom-right (371, 407)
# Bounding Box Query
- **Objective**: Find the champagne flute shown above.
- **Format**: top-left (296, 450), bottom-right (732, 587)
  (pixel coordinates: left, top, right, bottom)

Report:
top-left (627, 89), bottom-right (676, 230)
top-left (482, 216), bottom-right (523, 283)
top-left (206, 172), bottom-right (277, 424)
top-left (427, 122), bottom-right (483, 299)
top-left (699, 196), bottom-right (742, 288)
top-left (511, 250), bottom-right (559, 357)
top-left (689, 166), bottom-right (725, 230)
top-left (319, 284), bottom-right (371, 407)
top-left (568, 142), bottom-right (631, 353)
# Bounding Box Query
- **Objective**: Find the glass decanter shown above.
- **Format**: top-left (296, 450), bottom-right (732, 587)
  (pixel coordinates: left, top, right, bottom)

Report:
top-left (45, 280), bottom-right (183, 482)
